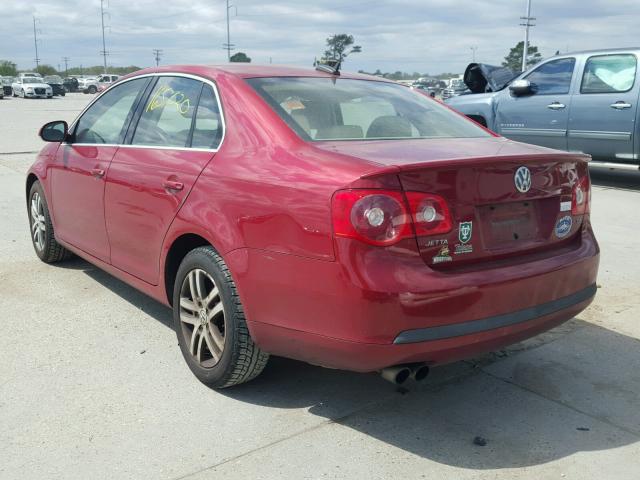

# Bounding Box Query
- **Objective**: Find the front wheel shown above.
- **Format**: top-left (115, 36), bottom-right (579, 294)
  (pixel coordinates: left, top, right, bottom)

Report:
top-left (88, 85), bottom-right (97, 94)
top-left (173, 246), bottom-right (269, 388)
top-left (28, 181), bottom-right (73, 263)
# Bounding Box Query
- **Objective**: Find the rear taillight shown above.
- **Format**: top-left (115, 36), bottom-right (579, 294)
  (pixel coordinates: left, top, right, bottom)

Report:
top-left (572, 175), bottom-right (590, 215)
top-left (404, 192), bottom-right (453, 236)
top-left (332, 189), bottom-right (452, 246)
top-left (332, 190), bottom-right (412, 246)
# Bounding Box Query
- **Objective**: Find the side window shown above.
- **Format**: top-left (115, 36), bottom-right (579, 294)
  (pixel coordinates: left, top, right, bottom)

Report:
top-left (132, 76), bottom-right (201, 148)
top-left (191, 85), bottom-right (224, 149)
top-left (581, 54), bottom-right (637, 94)
top-left (525, 58), bottom-right (576, 95)
top-left (74, 78), bottom-right (147, 144)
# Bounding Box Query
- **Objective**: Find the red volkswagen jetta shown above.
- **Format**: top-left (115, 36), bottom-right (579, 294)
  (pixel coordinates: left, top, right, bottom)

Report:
top-left (27, 65), bottom-right (599, 388)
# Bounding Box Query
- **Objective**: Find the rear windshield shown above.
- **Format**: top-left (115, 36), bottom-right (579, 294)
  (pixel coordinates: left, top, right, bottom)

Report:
top-left (247, 77), bottom-right (490, 141)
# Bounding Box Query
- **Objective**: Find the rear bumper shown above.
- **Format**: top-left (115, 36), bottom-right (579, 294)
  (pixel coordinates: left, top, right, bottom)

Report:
top-left (230, 226), bottom-right (599, 372)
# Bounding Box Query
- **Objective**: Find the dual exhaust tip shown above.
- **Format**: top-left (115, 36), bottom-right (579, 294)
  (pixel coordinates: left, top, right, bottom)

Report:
top-left (380, 363), bottom-right (430, 385)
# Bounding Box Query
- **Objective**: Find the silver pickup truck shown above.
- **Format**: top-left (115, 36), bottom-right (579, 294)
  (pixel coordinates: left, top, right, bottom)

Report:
top-left (446, 48), bottom-right (640, 169)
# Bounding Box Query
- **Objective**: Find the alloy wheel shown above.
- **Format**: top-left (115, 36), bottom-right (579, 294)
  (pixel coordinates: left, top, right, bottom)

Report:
top-left (179, 268), bottom-right (226, 368)
top-left (30, 192), bottom-right (46, 252)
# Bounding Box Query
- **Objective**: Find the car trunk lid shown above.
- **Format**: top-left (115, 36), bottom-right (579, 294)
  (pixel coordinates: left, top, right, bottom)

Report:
top-left (314, 137), bottom-right (590, 267)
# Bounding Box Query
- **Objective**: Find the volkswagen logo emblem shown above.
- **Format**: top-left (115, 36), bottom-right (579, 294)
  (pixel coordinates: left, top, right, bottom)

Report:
top-left (514, 166), bottom-right (532, 193)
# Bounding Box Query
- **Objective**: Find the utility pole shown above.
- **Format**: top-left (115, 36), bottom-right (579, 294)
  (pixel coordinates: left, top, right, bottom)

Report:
top-left (100, 0), bottom-right (109, 74)
top-left (223, 0), bottom-right (236, 61)
top-left (470, 46), bottom-right (477, 63)
top-left (32, 16), bottom-right (41, 69)
top-left (520, 0), bottom-right (536, 71)
top-left (153, 49), bottom-right (163, 67)
top-left (62, 57), bottom-right (70, 75)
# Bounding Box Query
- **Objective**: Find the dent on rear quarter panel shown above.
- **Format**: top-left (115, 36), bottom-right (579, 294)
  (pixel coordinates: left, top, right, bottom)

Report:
top-left (175, 72), bottom-right (373, 261)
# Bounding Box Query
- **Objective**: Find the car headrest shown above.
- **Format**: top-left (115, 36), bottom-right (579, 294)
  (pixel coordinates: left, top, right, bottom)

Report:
top-left (315, 125), bottom-right (364, 140)
top-left (366, 115), bottom-right (412, 138)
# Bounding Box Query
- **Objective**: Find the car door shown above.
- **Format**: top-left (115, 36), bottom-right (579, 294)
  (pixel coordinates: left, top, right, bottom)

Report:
top-left (104, 75), bottom-right (224, 284)
top-left (49, 77), bottom-right (150, 262)
top-left (495, 57), bottom-right (576, 150)
top-left (568, 53), bottom-right (639, 162)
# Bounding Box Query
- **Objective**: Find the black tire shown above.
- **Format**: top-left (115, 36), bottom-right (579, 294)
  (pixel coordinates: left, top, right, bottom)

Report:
top-left (28, 181), bottom-right (73, 263)
top-left (173, 246), bottom-right (269, 388)
top-left (88, 85), bottom-right (97, 94)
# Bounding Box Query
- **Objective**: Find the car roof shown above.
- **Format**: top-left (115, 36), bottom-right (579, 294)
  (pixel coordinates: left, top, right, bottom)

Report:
top-left (122, 64), bottom-right (395, 84)
top-left (551, 47), bottom-right (640, 57)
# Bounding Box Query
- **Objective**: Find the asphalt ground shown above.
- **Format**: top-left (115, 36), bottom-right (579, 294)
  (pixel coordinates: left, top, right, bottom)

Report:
top-left (1, 93), bottom-right (639, 479)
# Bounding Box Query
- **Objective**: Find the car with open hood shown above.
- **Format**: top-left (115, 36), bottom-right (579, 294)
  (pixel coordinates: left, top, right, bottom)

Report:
top-left (27, 64), bottom-right (598, 388)
top-left (447, 48), bottom-right (640, 169)
top-left (43, 75), bottom-right (66, 96)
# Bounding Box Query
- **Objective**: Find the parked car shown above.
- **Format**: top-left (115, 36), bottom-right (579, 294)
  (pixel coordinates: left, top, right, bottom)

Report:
top-left (78, 74), bottom-right (119, 94)
top-left (1, 76), bottom-right (14, 96)
top-left (447, 48), bottom-right (640, 168)
top-left (442, 79), bottom-right (470, 99)
top-left (43, 75), bottom-right (66, 96)
top-left (28, 65), bottom-right (599, 388)
top-left (63, 77), bottom-right (79, 93)
top-left (12, 76), bottom-right (52, 98)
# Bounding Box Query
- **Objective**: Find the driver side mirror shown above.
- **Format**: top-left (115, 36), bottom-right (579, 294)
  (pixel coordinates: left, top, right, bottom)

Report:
top-left (509, 79), bottom-right (535, 96)
top-left (39, 120), bottom-right (68, 142)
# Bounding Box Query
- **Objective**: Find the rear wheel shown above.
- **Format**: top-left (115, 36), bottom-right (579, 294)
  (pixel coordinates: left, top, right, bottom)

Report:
top-left (173, 246), bottom-right (269, 388)
top-left (88, 85), bottom-right (97, 94)
top-left (28, 181), bottom-right (73, 263)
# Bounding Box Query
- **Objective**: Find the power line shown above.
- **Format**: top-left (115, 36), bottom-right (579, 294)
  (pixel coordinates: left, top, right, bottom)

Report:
top-left (520, 0), bottom-right (536, 71)
top-left (62, 57), bottom-right (70, 75)
top-left (153, 49), bottom-right (163, 66)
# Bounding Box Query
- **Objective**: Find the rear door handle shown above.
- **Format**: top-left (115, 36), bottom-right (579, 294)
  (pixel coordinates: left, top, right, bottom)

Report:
top-left (163, 180), bottom-right (184, 191)
top-left (610, 101), bottom-right (632, 110)
top-left (547, 102), bottom-right (566, 110)
top-left (90, 168), bottom-right (105, 178)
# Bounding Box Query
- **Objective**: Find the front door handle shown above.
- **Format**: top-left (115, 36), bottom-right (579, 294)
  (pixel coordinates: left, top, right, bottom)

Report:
top-left (610, 101), bottom-right (632, 110)
top-left (90, 168), bottom-right (105, 178)
top-left (163, 180), bottom-right (184, 191)
top-left (547, 102), bottom-right (566, 110)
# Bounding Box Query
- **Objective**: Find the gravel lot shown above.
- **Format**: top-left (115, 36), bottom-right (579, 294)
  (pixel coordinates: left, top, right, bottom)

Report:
top-left (1, 93), bottom-right (639, 480)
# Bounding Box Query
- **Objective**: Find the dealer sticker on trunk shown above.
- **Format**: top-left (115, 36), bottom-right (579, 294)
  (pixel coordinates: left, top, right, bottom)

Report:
top-left (454, 221), bottom-right (474, 255)
top-left (555, 216), bottom-right (573, 238)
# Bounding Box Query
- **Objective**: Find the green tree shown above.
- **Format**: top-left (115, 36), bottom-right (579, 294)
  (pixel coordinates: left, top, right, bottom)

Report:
top-left (503, 41), bottom-right (542, 71)
top-left (230, 52), bottom-right (251, 63)
top-left (0, 60), bottom-right (18, 76)
top-left (65, 65), bottom-right (141, 76)
top-left (35, 64), bottom-right (58, 76)
top-left (323, 34), bottom-right (362, 64)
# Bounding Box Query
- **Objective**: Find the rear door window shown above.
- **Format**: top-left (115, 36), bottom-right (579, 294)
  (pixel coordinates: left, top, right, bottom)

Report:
top-left (524, 58), bottom-right (576, 95)
top-left (132, 76), bottom-right (201, 148)
top-left (581, 54), bottom-right (637, 93)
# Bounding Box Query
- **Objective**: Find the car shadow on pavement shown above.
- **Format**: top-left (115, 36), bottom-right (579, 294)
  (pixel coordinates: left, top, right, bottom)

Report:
top-left (220, 319), bottom-right (640, 469)
top-left (590, 167), bottom-right (640, 191)
top-left (61, 257), bottom-right (639, 469)
top-left (58, 256), bottom-right (173, 329)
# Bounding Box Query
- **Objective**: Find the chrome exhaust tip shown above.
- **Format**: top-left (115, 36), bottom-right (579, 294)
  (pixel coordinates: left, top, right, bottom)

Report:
top-left (380, 365), bottom-right (412, 385)
top-left (410, 364), bottom-right (430, 382)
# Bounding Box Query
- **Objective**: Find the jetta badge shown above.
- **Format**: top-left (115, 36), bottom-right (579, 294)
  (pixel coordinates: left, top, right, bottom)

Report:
top-left (514, 166), bottom-right (532, 193)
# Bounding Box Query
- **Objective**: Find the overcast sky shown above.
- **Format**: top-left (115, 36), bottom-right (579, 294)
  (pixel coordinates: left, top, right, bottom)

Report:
top-left (2, 0), bottom-right (639, 74)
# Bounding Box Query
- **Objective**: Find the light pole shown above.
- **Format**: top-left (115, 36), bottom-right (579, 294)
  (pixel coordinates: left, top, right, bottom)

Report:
top-left (470, 46), bottom-right (477, 63)
top-left (100, 0), bottom-right (109, 74)
top-left (520, 0), bottom-right (535, 71)
top-left (223, 0), bottom-right (236, 61)
top-left (32, 16), bottom-right (41, 69)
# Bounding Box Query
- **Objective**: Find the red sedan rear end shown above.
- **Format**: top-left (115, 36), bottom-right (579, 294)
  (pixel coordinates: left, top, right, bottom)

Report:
top-left (27, 65), bottom-right (598, 388)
